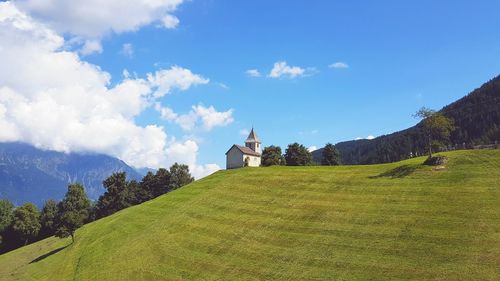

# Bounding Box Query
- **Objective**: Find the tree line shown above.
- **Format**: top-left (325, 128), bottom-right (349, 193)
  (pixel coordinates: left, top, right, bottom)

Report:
top-left (315, 75), bottom-right (500, 165)
top-left (261, 143), bottom-right (341, 166)
top-left (268, 105), bottom-right (456, 167)
top-left (0, 163), bottom-right (193, 253)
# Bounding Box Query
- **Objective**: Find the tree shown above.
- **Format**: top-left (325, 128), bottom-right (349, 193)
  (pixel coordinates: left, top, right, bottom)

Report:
top-left (284, 143), bottom-right (312, 166)
top-left (55, 184), bottom-right (91, 242)
top-left (261, 145), bottom-right (286, 166)
top-left (136, 164), bottom-right (193, 204)
top-left (168, 163), bottom-right (194, 190)
top-left (136, 171), bottom-right (156, 202)
top-left (0, 199), bottom-right (14, 246)
top-left (12, 203), bottom-right (40, 245)
top-left (0, 199), bottom-right (13, 234)
top-left (321, 143), bottom-right (341, 165)
top-left (414, 107), bottom-right (455, 158)
top-left (149, 168), bottom-right (171, 198)
top-left (39, 200), bottom-right (58, 238)
top-left (95, 172), bottom-right (133, 218)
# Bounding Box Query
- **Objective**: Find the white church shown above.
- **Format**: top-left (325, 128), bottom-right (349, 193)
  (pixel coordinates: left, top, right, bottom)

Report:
top-left (225, 128), bottom-right (262, 169)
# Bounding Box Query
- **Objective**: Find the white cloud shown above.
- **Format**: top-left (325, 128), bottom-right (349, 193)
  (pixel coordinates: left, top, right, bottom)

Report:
top-left (165, 140), bottom-right (220, 178)
top-left (269, 61), bottom-right (306, 78)
top-left (155, 103), bottom-right (177, 121)
top-left (307, 146), bottom-right (317, 152)
top-left (193, 105), bottom-right (234, 130)
top-left (246, 69), bottom-right (261, 77)
top-left (239, 129), bottom-right (250, 136)
top-left (80, 39), bottom-right (103, 55)
top-left (355, 135), bottom-right (376, 140)
top-left (174, 112), bottom-right (199, 131)
top-left (329, 62), bottom-right (349, 69)
top-left (12, 0), bottom-right (185, 54)
top-left (161, 14), bottom-right (179, 29)
top-left (121, 43), bottom-right (134, 58)
top-left (122, 69), bottom-right (131, 79)
top-left (0, 3), bottom-right (218, 178)
top-left (13, 0), bottom-right (185, 38)
top-left (156, 104), bottom-right (234, 131)
top-left (299, 129), bottom-right (319, 136)
top-left (191, 163), bottom-right (220, 179)
top-left (147, 66), bottom-right (209, 97)
top-left (217, 82), bottom-right (229, 90)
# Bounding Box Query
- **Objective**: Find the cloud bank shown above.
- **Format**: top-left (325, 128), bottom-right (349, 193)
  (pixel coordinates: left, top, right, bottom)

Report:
top-left (156, 104), bottom-right (234, 131)
top-left (13, 0), bottom-right (186, 54)
top-left (0, 2), bottom-right (221, 178)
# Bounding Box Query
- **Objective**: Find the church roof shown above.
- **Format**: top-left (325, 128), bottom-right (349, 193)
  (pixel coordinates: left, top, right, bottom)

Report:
top-left (245, 128), bottom-right (260, 143)
top-left (225, 144), bottom-right (261, 157)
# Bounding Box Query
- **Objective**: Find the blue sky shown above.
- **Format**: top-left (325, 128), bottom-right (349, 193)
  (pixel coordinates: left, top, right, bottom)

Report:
top-left (1, 0), bottom-right (500, 175)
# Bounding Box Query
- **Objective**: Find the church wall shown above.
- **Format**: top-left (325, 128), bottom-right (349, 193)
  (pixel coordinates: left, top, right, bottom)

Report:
top-left (226, 146), bottom-right (262, 169)
top-left (245, 155), bottom-right (261, 167)
top-left (226, 147), bottom-right (244, 169)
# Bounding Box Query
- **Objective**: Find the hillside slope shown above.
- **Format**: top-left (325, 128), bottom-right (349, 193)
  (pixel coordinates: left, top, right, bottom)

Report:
top-left (1, 149), bottom-right (499, 280)
top-left (313, 75), bottom-right (500, 164)
top-left (0, 142), bottom-right (142, 206)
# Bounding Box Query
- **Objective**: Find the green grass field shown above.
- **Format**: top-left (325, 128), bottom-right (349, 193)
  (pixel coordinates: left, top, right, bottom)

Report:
top-left (1, 149), bottom-right (499, 280)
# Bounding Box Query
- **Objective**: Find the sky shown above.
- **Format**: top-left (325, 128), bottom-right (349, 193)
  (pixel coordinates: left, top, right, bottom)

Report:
top-left (1, 0), bottom-right (500, 177)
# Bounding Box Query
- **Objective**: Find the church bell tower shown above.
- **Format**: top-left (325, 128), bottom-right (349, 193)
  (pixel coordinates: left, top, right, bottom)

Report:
top-left (245, 127), bottom-right (262, 154)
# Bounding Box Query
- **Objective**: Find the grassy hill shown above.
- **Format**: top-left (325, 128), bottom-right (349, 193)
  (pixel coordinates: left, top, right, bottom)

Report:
top-left (1, 149), bottom-right (499, 280)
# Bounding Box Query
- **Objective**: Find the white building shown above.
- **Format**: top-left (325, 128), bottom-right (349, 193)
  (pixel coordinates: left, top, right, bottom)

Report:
top-left (225, 128), bottom-right (262, 169)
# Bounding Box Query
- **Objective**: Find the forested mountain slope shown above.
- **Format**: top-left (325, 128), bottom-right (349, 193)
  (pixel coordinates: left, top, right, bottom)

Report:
top-left (313, 75), bottom-right (500, 164)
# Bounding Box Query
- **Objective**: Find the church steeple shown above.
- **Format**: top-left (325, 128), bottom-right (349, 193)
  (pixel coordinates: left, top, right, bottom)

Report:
top-left (245, 127), bottom-right (262, 154)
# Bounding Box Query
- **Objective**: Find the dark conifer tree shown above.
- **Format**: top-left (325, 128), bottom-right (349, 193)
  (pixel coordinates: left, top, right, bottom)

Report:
top-left (321, 143), bottom-right (341, 165)
top-left (39, 199), bottom-right (58, 238)
top-left (284, 143), bottom-right (312, 166)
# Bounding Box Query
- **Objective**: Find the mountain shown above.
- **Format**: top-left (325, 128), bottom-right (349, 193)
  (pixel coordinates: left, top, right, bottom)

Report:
top-left (0, 142), bottom-right (142, 206)
top-left (1, 149), bottom-right (499, 280)
top-left (313, 75), bottom-right (500, 164)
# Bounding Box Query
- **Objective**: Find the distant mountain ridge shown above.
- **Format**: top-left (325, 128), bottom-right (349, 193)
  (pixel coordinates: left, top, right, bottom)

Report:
top-left (313, 75), bottom-right (500, 164)
top-left (0, 142), bottom-right (142, 206)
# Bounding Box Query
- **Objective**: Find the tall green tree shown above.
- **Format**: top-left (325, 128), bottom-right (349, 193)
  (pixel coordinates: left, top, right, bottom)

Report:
top-left (95, 172), bottom-right (133, 218)
top-left (168, 163), bottom-right (194, 190)
top-left (55, 184), bottom-right (91, 242)
top-left (414, 107), bottom-right (455, 158)
top-left (0, 199), bottom-right (14, 246)
top-left (284, 143), bottom-right (312, 166)
top-left (39, 199), bottom-right (58, 238)
top-left (261, 145), bottom-right (286, 166)
top-left (136, 171), bottom-right (156, 202)
top-left (137, 164), bottom-right (194, 202)
top-left (12, 203), bottom-right (40, 245)
top-left (321, 143), bottom-right (341, 165)
top-left (152, 168), bottom-right (171, 196)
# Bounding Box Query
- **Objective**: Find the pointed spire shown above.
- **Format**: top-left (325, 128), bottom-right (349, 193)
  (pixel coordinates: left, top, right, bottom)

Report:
top-left (245, 127), bottom-right (260, 143)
